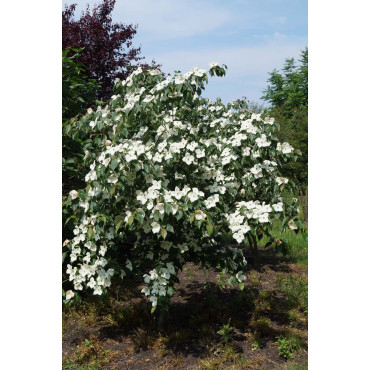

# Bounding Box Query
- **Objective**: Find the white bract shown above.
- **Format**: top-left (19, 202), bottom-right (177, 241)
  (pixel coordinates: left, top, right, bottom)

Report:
top-left (64, 63), bottom-right (300, 309)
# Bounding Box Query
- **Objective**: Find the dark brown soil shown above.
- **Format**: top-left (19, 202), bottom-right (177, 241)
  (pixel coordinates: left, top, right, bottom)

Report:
top-left (63, 248), bottom-right (308, 369)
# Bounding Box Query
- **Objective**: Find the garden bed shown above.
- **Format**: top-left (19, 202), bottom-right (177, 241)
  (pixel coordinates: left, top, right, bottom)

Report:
top-left (63, 248), bottom-right (308, 369)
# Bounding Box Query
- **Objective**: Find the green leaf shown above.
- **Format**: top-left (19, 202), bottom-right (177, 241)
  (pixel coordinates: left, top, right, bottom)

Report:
top-left (161, 228), bottom-right (167, 240)
top-left (115, 220), bottom-right (124, 233)
top-left (167, 224), bottom-right (174, 233)
top-left (206, 222), bottom-right (213, 236)
top-left (151, 306), bottom-right (157, 314)
top-left (189, 214), bottom-right (195, 224)
top-left (229, 277), bottom-right (237, 287)
top-left (87, 227), bottom-right (95, 240)
top-left (128, 215), bottom-right (134, 227)
top-left (135, 213), bottom-right (144, 224)
top-left (110, 159), bottom-right (118, 170)
top-left (239, 282), bottom-right (245, 291)
top-left (164, 203), bottom-right (172, 214)
top-left (265, 239), bottom-right (274, 248)
top-left (64, 215), bottom-right (76, 226)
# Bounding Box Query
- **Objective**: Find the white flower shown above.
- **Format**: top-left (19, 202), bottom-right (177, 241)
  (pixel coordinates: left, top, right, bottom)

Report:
top-left (149, 69), bottom-right (161, 76)
top-left (276, 177), bottom-right (288, 186)
top-left (141, 286), bottom-right (150, 296)
top-left (172, 187), bottom-right (183, 200)
top-left (243, 147), bottom-right (251, 157)
top-left (108, 174), bottom-right (118, 184)
top-left (195, 148), bottom-right (205, 158)
top-left (182, 153), bottom-right (194, 165)
top-left (151, 222), bottom-right (161, 234)
top-left (264, 117), bottom-right (274, 125)
top-left (126, 259), bottom-right (133, 271)
top-left (204, 194), bottom-right (219, 209)
top-left (175, 75), bottom-right (185, 84)
top-left (93, 286), bottom-right (103, 295)
top-left (69, 190), bottom-right (78, 200)
top-left (236, 271), bottom-right (246, 283)
top-left (256, 134), bottom-right (271, 148)
top-left (187, 188), bottom-right (204, 202)
top-left (277, 142), bottom-right (294, 154)
top-left (195, 210), bottom-right (206, 220)
top-left (85, 170), bottom-right (97, 182)
top-left (65, 290), bottom-right (74, 300)
top-left (233, 231), bottom-right (245, 243)
top-left (155, 202), bottom-right (165, 214)
top-left (208, 61), bottom-right (219, 68)
top-left (103, 157), bottom-right (111, 167)
top-left (143, 95), bottom-right (154, 103)
top-left (259, 213), bottom-right (269, 223)
top-left (153, 152), bottom-right (163, 163)
top-left (272, 202), bottom-right (284, 212)
top-left (150, 296), bottom-right (157, 307)
top-left (288, 219), bottom-right (298, 230)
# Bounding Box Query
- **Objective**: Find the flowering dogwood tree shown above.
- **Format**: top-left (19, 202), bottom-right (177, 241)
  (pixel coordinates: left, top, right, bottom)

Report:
top-left (63, 63), bottom-right (301, 311)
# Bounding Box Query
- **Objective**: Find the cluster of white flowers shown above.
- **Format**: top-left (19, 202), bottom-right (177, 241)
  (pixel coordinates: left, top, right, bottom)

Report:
top-left (277, 142), bottom-right (294, 154)
top-left (63, 62), bottom-right (299, 307)
top-left (141, 263), bottom-right (176, 306)
top-left (226, 199), bottom-right (285, 243)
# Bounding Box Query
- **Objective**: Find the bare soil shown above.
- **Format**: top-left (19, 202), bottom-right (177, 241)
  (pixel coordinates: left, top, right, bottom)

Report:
top-left (63, 248), bottom-right (308, 369)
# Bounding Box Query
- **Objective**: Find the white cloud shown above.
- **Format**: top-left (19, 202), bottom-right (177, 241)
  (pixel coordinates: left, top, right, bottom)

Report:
top-left (64, 0), bottom-right (232, 40)
top-left (150, 36), bottom-right (306, 102)
top-left (62, 0), bottom-right (307, 103)
top-left (152, 37), bottom-right (306, 77)
top-left (115, 0), bottom-right (232, 40)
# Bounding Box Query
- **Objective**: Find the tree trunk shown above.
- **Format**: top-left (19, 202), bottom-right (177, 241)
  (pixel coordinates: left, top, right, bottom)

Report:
top-left (157, 307), bottom-right (168, 333)
top-left (247, 233), bottom-right (259, 265)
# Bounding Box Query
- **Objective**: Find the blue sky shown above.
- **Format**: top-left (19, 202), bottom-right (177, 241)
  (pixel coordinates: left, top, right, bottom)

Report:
top-left (63, 0), bottom-right (307, 104)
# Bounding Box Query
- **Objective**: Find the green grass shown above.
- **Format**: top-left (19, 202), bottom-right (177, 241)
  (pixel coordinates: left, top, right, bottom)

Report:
top-left (277, 274), bottom-right (308, 314)
top-left (260, 219), bottom-right (308, 266)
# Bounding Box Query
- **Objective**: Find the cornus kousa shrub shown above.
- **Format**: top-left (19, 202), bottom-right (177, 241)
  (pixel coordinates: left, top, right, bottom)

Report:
top-left (63, 62), bottom-right (301, 310)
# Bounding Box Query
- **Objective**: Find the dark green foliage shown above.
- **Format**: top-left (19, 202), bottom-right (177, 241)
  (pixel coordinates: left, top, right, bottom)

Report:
top-left (262, 48), bottom-right (308, 189)
top-left (62, 49), bottom-right (101, 196)
top-left (262, 48), bottom-right (307, 110)
top-left (62, 48), bottom-right (101, 122)
top-left (62, 49), bottom-right (101, 245)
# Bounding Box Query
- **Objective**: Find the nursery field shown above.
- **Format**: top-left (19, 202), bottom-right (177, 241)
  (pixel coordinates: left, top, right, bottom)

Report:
top-left (62, 228), bottom-right (308, 370)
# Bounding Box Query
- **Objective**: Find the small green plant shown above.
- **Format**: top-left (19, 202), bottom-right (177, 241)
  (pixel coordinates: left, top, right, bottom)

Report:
top-left (216, 271), bottom-right (228, 290)
top-left (131, 328), bottom-right (155, 348)
top-left (251, 316), bottom-right (276, 337)
top-left (277, 274), bottom-right (308, 313)
top-left (251, 342), bottom-right (260, 351)
top-left (276, 335), bottom-right (302, 360)
top-left (184, 267), bottom-right (195, 280)
top-left (65, 335), bottom-right (117, 369)
top-left (247, 270), bottom-right (262, 287)
top-left (217, 318), bottom-right (234, 343)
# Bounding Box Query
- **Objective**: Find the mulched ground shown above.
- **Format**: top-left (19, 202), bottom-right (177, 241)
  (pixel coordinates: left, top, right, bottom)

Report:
top-left (63, 248), bottom-right (308, 369)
